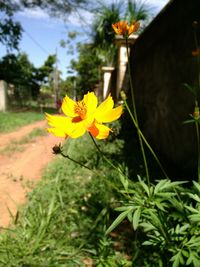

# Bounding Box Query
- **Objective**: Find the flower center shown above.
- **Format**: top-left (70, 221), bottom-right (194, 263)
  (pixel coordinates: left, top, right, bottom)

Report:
top-left (74, 101), bottom-right (87, 120)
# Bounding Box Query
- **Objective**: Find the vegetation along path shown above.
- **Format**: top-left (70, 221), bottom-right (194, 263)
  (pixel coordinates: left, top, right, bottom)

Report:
top-left (0, 120), bottom-right (59, 227)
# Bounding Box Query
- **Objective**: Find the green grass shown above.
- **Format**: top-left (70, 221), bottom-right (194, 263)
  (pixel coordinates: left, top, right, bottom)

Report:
top-left (0, 127), bottom-right (47, 155)
top-left (0, 125), bottom-right (131, 266)
top-left (0, 111), bottom-right (45, 133)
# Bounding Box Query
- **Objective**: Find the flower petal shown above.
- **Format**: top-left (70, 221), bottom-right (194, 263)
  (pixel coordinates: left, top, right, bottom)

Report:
top-left (83, 92), bottom-right (98, 116)
top-left (45, 113), bottom-right (71, 129)
top-left (88, 122), bottom-right (111, 139)
top-left (95, 94), bottom-right (114, 120)
top-left (47, 127), bottom-right (68, 138)
top-left (61, 95), bottom-right (76, 117)
top-left (95, 105), bottom-right (123, 123)
top-left (69, 121), bottom-right (87, 138)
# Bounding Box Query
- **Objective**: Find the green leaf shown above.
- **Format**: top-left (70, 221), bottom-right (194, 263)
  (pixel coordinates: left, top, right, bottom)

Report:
top-left (185, 205), bottom-right (199, 214)
top-left (105, 208), bottom-right (133, 235)
top-left (140, 222), bottom-right (156, 232)
top-left (171, 251), bottom-right (182, 267)
top-left (193, 181), bottom-right (200, 194)
top-left (188, 193), bottom-right (200, 203)
top-left (115, 206), bottom-right (135, 212)
top-left (154, 179), bottom-right (170, 194)
top-left (138, 176), bottom-right (150, 196)
top-left (186, 251), bottom-right (200, 266)
top-left (183, 119), bottom-right (195, 124)
top-left (154, 180), bottom-right (186, 195)
top-left (132, 207), bottom-right (141, 230)
top-left (183, 83), bottom-right (198, 95)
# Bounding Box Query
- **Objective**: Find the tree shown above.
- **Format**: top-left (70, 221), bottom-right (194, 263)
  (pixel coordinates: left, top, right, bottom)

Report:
top-left (0, 1), bottom-right (22, 51)
top-left (19, 0), bottom-right (90, 18)
top-left (124, 0), bottom-right (151, 28)
top-left (91, 2), bottom-right (122, 66)
top-left (70, 43), bottom-right (102, 96)
top-left (0, 53), bottom-right (56, 104)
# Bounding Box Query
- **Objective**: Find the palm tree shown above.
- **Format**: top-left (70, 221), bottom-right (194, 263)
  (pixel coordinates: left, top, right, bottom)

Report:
top-left (91, 0), bottom-right (151, 65)
top-left (91, 1), bottom-right (123, 66)
top-left (124, 0), bottom-right (151, 29)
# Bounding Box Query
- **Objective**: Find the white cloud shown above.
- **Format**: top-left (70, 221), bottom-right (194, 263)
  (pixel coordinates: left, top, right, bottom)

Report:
top-left (17, 8), bottom-right (50, 20)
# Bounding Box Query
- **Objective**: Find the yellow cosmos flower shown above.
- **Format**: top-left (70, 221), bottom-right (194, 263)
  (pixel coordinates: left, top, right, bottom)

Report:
top-left (112, 21), bottom-right (140, 37)
top-left (46, 92), bottom-right (123, 140)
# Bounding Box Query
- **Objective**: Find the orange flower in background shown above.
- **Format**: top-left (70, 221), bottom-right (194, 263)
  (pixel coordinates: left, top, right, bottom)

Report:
top-left (46, 92), bottom-right (123, 140)
top-left (192, 47), bottom-right (200, 56)
top-left (112, 21), bottom-right (140, 37)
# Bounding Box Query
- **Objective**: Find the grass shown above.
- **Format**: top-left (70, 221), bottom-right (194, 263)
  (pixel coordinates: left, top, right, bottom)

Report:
top-left (0, 124), bottom-right (132, 266)
top-left (0, 127), bottom-right (48, 155)
top-left (0, 108), bottom-right (57, 133)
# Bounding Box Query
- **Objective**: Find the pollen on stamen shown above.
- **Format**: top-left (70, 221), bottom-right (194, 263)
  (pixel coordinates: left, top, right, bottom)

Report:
top-left (74, 101), bottom-right (87, 119)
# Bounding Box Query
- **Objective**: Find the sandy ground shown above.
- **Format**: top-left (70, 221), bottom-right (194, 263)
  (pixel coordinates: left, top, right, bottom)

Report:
top-left (0, 120), bottom-right (61, 227)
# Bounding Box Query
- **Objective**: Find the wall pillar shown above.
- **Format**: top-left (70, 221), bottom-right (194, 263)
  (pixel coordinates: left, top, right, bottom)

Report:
top-left (115, 34), bottom-right (138, 99)
top-left (102, 66), bottom-right (115, 99)
top-left (0, 80), bottom-right (7, 111)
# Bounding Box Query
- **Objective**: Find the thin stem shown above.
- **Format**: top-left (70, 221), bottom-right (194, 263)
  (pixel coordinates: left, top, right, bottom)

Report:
top-left (193, 25), bottom-right (200, 90)
top-left (193, 25), bottom-right (200, 182)
top-left (125, 37), bottom-right (150, 187)
top-left (195, 121), bottom-right (200, 182)
top-left (60, 150), bottom-right (130, 199)
top-left (89, 133), bottom-right (127, 179)
top-left (124, 99), bottom-right (169, 179)
top-left (60, 151), bottom-right (92, 171)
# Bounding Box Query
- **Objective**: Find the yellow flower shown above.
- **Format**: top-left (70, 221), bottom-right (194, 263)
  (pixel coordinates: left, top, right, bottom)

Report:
top-left (112, 21), bottom-right (140, 37)
top-left (46, 92), bottom-right (123, 139)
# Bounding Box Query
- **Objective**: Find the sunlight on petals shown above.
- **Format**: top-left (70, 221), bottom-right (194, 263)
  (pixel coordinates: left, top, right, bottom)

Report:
top-left (45, 113), bottom-right (70, 129)
top-left (70, 122), bottom-right (86, 138)
top-left (46, 92), bottom-right (122, 140)
top-left (62, 96), bottom-right (77, 117)
top-left (47, 127), bottom-right (68, 138)
top-left (95, 94), bottom-right (114, 114)
top-left (89, 122), bottom-right (111, 139)
top-left (95, 105), bottom-right (123, 123)
top-left (84, 92), bottom-right (98, 116)
top-left (112, 20), bottom-right (140, 37)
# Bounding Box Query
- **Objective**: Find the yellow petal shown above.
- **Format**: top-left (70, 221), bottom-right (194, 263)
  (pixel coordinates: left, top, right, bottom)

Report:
top-left (83, 92), bottom-right (98, 116)
top-left (69, 121), bottom-right (87, 138)
top-left (95, 105), bottom-right (123, 123)
top-left (45, 113), bottom-right (71, 129)
top-left (95, 94), bottom-right (114, 119)
top-left (61, 95), bottom-right (76, 117)
top-left (88, 122), bottom-right (111, 139)
top-left (47, 127), bottom-right (67, 138)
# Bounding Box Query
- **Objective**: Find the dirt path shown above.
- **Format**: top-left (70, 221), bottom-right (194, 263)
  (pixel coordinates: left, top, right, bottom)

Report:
top-left (0, 120), bottom-right (61, 227)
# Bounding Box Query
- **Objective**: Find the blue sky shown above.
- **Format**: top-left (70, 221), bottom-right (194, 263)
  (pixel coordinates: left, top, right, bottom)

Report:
top-left (0, 0), bottom-right (169, 79)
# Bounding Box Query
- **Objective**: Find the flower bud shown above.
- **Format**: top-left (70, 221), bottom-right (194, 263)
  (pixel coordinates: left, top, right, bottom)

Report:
top-left (52, 143), bottom-right (62, 154)
top-left (120, 91), bottom-right (127, 100)
top-left (193, 106), bottom-right (200, 120)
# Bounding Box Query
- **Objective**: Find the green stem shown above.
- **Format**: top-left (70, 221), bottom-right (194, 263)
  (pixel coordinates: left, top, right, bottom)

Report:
top-left (193, 26), bottom-right (200, 182)
top-left (195, 121), bottom-right (200, 182)
top-left (124, 99), bottom-right (169, 179)
top-left (60, 151), bottom-right (92, 171)
top-left (125, 37), bottom-right (150, 187)
top-left (88, 133), bottom-right (127, 179)
top-left (60, 149), bottom-right (130, 199)
top-left (193, 26), bottom-right (200, 91)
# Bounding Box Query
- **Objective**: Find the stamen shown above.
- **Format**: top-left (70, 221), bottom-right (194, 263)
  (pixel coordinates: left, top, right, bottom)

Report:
top-left (74, 101), bottom-right (87, 119)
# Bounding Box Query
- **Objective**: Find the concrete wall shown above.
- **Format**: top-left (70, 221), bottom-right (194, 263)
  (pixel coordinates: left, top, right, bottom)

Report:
top-left (128, 0), bottom-right (200, 177)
